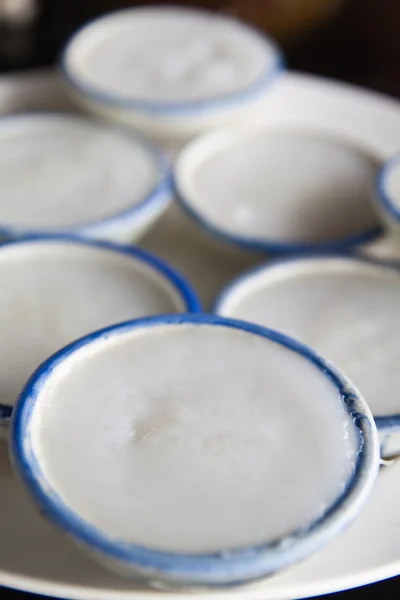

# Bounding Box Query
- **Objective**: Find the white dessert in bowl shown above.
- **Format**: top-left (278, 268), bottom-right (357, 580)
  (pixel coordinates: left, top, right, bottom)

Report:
top-left (0, 114), bottom-right (172, 243)
top-left (10, 313), bottom-right (379, 588)
top-left (0, 235), bottom-right (199, 427)
top-left (61, 6), bottom-right (283, 140)
top-left (174, 127), bottom-right (382, 253)
top-left (215, 255), bottom-right (400, 458)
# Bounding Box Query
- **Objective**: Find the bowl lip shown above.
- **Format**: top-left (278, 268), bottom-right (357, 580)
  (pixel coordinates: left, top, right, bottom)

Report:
top-left (60, 5), bottom-right (284, 117)
top-left (0, 234), bottom-right (201, 421)
top-left (214, 251), bottom-right (400, 426)
top-left (173, 128), bottom-right (383, 254)
top-left (0, 112), bottom-right (172, 240)
top-left (377, 152), bottom-right (400, 224)
top-left (11, 312), bottom-right (379, 583)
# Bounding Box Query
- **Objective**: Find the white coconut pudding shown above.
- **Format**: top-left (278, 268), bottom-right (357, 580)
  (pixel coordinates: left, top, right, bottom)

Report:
top-left (0, 237), bottom-right (197, 413)
top-left (0, 114), bottom-right (171, 243)
top-left (29, 322), bottom-right (358, 551)
top-left (175, 129), bottom-right (381, 252)
top-left (12, 315), bottom-right (379, 586)
top-left (62, 7), bottom-right (283, 137)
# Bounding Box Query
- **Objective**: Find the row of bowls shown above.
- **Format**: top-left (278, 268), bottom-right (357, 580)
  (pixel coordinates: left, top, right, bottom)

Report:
top-left (2, 110), bottom-right (400, 254)
top-left (0, 3), bottom-right (398, 594)
top-left (1, 5), bottom-right (400, 253)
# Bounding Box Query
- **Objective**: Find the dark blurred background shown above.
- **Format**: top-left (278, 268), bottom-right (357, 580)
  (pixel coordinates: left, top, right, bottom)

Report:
top-left (0, 0), bottom-right (399, 599)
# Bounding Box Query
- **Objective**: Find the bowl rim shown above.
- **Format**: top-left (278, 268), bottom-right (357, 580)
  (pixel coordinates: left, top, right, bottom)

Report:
top-left (377, 152), bottom-right (400, 224)
top-left (60, 6), bottom-right (284, 117)
top-left (0, 234), bottom-right (201, 421)
top-left (173, 128), bottom-right (383, 254)
top-left (10, 312), bottom-right (380, 585)
top-left (214, 251), bottom-right (400, 427)
top-left (0, 112), bottom-right (172, 240)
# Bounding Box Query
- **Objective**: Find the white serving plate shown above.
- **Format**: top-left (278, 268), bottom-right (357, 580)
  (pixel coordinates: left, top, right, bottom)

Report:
top-left (1, 69), bottom-right (400, 599)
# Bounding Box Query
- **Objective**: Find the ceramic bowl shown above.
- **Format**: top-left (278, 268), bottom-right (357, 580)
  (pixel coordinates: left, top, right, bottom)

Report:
top-left (61, 7), bottom-right (283, 141)
top-left (10, 313), bottom-right (379, 589)
top-left (0, 113), bottom-right (172, 244)
top-left (0, 235), bottom-right (200, 429)
top-left (174, 127), bottom-right (382, 254)
top-left (215, 254), bottom-right (400, 458)
top-left (376, 153), bottom-right (400, 238)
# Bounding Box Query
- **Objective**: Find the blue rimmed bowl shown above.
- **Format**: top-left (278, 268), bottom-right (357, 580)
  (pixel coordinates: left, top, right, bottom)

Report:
top-left (0, 235), bottom-right (200, 430)
top-left (0, 113), bottom-right (172, 244)
top-left (10, 313), bottom-right (379, 589)
top-left (376, 152), bottom-right (400, 237)
top-left (61, 7), bottom-right (284, 140)
top-left (215, 253), bottom-right (400, 459)
top-left (174, 127), bottom-right (382, 254)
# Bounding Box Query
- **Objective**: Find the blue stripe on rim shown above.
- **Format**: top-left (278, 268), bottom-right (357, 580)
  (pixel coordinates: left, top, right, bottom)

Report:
top-left (377, 152), bottom-right (400, 222)
top-left (0, 113), bottom-right (173, 241)
top-left (214, 251), bottom-right (400, 435)
top-left (173, 176), bottom-right (383, 255)
top-left (10, 313), bottom-right (379, 585)
top-left (60, 8), bottom-right (285, 116)
top-left (0, 234), bottom-right (201, 422)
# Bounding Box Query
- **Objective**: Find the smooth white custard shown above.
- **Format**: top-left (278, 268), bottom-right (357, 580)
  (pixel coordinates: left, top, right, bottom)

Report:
top-left (64, 7), bottom-right (279, 105)
top-left (179, 131), bottom-right (379, 246)
top-left (32, 322), bottom-right (358, 553)
top-left (0, 241), bottom-right (186, 408)
top-left (0, 115), bottom-right (161, 230)
top-left (218, 258), bottom-right (400, 416)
